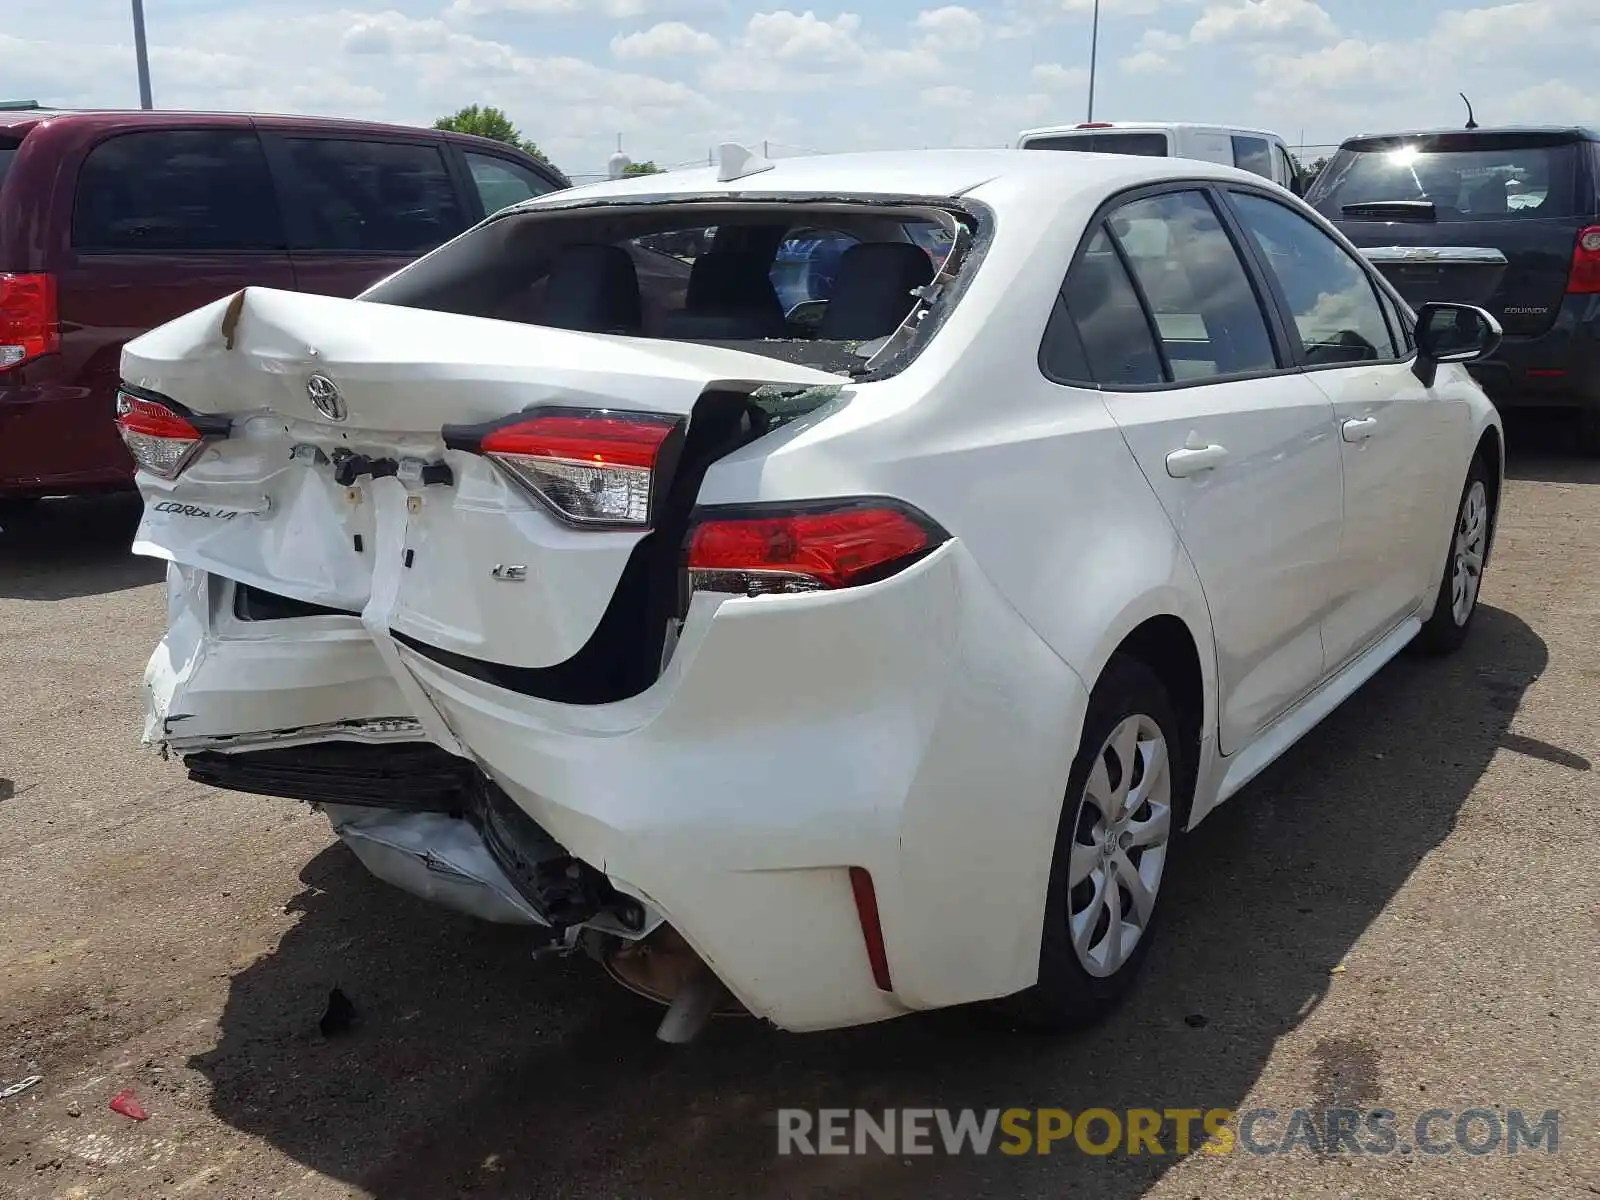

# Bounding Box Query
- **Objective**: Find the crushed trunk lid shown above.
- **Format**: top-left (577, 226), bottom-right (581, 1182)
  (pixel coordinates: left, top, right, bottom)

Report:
top-left (121, 288), bottom-right (848, 720)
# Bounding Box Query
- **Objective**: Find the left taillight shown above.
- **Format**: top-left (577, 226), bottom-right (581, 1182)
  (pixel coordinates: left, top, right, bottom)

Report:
top-left (114, 390), bottom-right (208, 480)
top-left (685, 499), bottom-right (948, 596)
top-left (0, 272), bottom-right (59, 371)
top-left (445, 408), bottom-right (683, 529)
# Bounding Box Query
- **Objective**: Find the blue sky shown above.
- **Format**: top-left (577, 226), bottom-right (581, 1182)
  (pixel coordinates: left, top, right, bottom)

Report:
top-left (5, 0), bottom-right (1595, 177)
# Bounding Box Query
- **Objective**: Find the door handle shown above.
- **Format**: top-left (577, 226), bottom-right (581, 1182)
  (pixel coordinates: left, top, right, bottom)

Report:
top-left (1342, 416), bottom-right (1379, 443)
top-left (1165, 443), bottom-right (1229, 478)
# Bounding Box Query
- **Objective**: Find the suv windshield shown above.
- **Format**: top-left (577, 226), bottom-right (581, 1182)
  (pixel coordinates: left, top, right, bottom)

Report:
top-left (1023, 133), bottom-right (1169, 157)
top-left (1308, 133), bottom-right (1581, 220)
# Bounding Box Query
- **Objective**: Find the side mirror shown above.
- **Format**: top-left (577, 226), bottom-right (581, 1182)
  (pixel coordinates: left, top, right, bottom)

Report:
top-left (1412, 301), bottom-right (1502, 386)
top-left (1288, 173), bottom-right (1307, 198)
top-left (786, 299), bottom-right (829, 332)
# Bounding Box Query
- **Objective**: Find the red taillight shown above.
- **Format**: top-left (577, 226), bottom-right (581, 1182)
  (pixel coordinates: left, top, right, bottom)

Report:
top-left (848, 867), bottom-right (893, 992)
top-left (1568, 226), bottom-right (1600, 294)
top-left (1076, 122), bottom-right (1114, 129)
top-left (115, 391), bottom-right (205, 479)
top-left (686, 500), bottom-right (945, 595)
top-left (0, 272), bottom-right (59, 371)
top-left (469, 411), bottom-right (681, 528)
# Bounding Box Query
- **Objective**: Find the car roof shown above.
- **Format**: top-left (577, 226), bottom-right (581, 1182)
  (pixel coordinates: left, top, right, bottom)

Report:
top-left (1018, 122), bottom-right (1283, 140)
top-left (512, 147), bottom-right (1264, 211)
top-left (1339, 125), bottom-right (1600, 145)
top-left (0, 106), bottom-right (449, 140)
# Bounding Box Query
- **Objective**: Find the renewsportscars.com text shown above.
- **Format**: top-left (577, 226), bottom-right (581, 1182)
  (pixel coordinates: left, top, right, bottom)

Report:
top-left (776, 1107), bottom-right (1561, 1157)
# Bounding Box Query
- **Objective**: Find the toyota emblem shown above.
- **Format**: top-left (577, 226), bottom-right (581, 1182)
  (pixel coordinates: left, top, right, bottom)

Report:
top-left (307, 373), bottom-right (347, 422)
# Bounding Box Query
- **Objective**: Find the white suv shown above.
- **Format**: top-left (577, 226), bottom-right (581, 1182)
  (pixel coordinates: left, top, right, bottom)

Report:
top-left (119, 148), bottom-right (1504, 1039)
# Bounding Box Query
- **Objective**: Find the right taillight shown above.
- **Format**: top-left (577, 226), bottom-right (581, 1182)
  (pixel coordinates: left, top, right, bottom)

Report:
top-left (446, 409), bottom-right (684, 529)
top-left (115, 390), bottom-right (208, 479)
top-left (686, 499), bottom-right (948, 596)
top-left (1568, 226), bottom-right (1600, 294)
top-left (0, 272), bottom-right (59, 371)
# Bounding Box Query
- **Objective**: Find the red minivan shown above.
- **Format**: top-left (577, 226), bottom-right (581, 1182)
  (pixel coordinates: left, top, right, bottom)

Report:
top-left (0, 107), bottom-right (567, 506)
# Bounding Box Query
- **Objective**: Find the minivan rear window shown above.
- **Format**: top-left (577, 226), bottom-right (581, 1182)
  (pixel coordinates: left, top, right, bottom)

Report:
top-left (1023, 133), bottom-right (1169, 157)
top-left (1308, 133), bottom-right (1582, 220)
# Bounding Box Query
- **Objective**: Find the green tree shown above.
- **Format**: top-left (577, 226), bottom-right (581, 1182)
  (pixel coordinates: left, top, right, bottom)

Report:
top-left (433, 105), bottom-right (553, 170)
top-left (623, 161), bottom-right (663, 176)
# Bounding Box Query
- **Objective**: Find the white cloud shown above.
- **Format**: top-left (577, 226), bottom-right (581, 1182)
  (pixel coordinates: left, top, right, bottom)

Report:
top-left (1031, 62), bottom-right (1088, 88)
top-left (1191, 0), bottom-right (1338, 44)
top-left (449, 0), bottom-right (720, 16)
top-left (743, 9), bottom-right (865, 62)
top-left (698, 8), bottom-right (947, 94)
top-left (1121, 50), bottom-right (1175, 73)
top-left (921, 84), bottom-right (975, 108)
top-left (611, 21), bottom-right (720, 58)
top-left (913, 6), bottom-right (986, 52)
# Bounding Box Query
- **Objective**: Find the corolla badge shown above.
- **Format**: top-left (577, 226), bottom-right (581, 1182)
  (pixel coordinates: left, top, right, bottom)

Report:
top-left (307, 373), bottom-right (347, 422)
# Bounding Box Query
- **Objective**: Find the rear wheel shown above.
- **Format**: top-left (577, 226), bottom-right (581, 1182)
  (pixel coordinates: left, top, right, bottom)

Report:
top-left (1578, 409), bottom-right (1600, 457)
top-left (1002, 654), bottom-right (1190, 1032)
top-left (1414, 456), bottom-right (1492, 655)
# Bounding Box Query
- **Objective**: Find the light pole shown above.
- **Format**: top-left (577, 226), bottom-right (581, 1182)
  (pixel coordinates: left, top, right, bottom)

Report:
top-left (131, 0), bottom-right (153, 109)
top-left (1085, 0), bottom-right (1100, 123)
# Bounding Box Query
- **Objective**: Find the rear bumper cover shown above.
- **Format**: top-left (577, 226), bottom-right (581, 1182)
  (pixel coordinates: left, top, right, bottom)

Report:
top-left (146, 541), bottom-right (1090, 1032)
top-left (1468, 294), bottom-right (1600, 408)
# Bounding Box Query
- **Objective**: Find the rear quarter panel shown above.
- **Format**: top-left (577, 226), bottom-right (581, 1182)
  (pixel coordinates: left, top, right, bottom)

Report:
top-left (696, 170), bottom-right (1220, 771)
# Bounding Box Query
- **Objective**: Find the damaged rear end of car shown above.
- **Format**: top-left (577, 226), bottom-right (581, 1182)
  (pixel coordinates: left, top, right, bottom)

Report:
top-left (125, 181), bottom-right (1007, 1038)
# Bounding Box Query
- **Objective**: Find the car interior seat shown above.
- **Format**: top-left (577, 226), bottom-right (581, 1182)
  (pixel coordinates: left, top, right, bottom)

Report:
top-left (816, 243), bottom-right (935, 341)
top-left (530, 243), bottom-right (645, 334)
top-left (660, 250), bottom-right (789, 340)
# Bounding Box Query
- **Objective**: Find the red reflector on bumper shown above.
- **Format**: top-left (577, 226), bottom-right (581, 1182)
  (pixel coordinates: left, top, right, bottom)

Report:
top-left (848, 866), bottom-right (893, 992)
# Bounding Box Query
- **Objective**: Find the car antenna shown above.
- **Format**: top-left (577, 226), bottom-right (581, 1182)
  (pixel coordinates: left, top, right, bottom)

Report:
top-left (1460, 92), bottom-right (1479, 130)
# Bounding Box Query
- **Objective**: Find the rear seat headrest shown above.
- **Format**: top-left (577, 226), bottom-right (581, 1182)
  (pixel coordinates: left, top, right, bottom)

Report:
top-left (818, 242), bottom-right (935, 341)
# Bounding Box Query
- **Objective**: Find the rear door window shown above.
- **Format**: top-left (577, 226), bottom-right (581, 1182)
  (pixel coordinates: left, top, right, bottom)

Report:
top-left (1106, 190), bottom-right (1279, 380)
top-left (1232, 136), bottom-right (1273, 181)
top-left (277, 137), bottom-right (466, 254)
top-left (464, 151), bottom-right (556, 215)
top-left (72, 129), bottom-right (284, 252)
top-left (1308, 134), bottom-right (1582, 220)
top-left (1228, 190), bottom-right (1400, 364)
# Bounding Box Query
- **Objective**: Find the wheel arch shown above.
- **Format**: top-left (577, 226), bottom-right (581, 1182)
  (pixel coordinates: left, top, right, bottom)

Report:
top-left (1078, 583), bottom-right (1216, 826)
top-left (1474, 421), bottom-right (1504, 565)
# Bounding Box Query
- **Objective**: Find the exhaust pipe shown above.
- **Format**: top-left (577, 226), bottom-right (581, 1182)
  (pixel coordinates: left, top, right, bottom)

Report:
top-left (602, 925), bottom-right (748, 1043)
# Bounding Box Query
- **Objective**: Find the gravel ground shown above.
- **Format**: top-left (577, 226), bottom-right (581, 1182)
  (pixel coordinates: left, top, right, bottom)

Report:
top-left (1, 418), bottom-right (1596, 1199)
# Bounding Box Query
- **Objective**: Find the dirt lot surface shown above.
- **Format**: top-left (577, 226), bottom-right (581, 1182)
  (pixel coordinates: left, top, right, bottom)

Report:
top-left (1, 420), bottom-right (1597, 1199)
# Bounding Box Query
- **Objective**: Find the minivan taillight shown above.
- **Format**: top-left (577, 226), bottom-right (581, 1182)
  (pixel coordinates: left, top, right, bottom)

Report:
top-left (1568, 227), bottom-right (1600, 295)
top-left (115, 391), bottom-right (207, 479)
top-left (686, 499), bottom-right (948, 595)
top-left (446, 409), bottom-right (684, 529)
top-left (0, 272), bottom-right (59, 371)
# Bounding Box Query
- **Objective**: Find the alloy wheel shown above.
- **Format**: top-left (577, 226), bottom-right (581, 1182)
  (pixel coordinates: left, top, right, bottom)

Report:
top-left (1067, 714), bottom-right (1173, 978)
top-left (1451, 480), bottom-right (1489, 626)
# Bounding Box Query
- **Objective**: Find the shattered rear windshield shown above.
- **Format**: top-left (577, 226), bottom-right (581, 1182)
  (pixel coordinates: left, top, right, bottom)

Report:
top-left (365, 199), bottom-right (980, 380)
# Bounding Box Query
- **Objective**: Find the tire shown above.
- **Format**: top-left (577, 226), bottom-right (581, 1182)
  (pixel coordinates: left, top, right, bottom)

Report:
top-left (1414, 455), bottom-right (1493, 656)
top-left (1000, 654), bottom-right (1192, 1033)
top-left (1578, 409), bottom-right (1600, 457)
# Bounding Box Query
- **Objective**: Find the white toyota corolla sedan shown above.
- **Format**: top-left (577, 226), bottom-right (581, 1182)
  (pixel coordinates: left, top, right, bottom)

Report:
top-left (119, 147), bottom-right (1504, 1040)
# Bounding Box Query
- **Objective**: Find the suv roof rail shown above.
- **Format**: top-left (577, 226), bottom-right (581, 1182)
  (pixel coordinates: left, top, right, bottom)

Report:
top-left (0, 100), bottom-right (43, 111)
